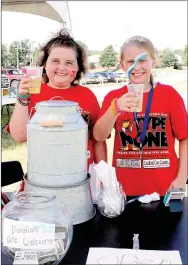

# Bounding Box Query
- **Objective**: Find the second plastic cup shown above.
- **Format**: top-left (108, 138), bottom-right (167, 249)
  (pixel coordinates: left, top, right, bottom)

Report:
top-left (24, 66), bottom-right (43, 94)
top-left (127, 83), bottom-right (144, 112)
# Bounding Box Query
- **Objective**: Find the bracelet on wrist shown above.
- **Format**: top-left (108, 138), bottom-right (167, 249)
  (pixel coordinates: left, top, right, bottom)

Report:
top-left (111, 98), bottom-right (119, 116)
top-left (17, 97), bottom-right (30, 106)
top-left (17, 95), bottom-right (30, 103)
top-left (114, 98), bottom-right (124, 115)
top-left (17, 93), bottom-right (30, 99)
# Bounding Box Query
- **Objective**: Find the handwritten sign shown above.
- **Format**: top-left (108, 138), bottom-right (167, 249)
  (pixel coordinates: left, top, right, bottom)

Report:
top-left (3, 218), bottom-right (55, 250)
top-left (13, 251), bottom-right (38, 264)
top-left (86, 248), bottom-right (182, 264)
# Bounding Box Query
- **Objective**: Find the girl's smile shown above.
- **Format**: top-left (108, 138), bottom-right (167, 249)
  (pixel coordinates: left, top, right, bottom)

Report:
top-left (121, 45), bottom-right (155, 86)
top-left (45, 46), bottom-right (79, 88)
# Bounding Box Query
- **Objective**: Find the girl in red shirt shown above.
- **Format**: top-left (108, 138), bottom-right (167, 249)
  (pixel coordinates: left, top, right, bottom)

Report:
top-left (94, 35), bottom-right (187, 196)
top-left (9, 30), bottom-right (107, 168)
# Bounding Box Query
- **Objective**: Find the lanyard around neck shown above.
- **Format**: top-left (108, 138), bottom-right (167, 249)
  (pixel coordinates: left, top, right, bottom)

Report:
top-left (133, 86), bottom-right (154, 150)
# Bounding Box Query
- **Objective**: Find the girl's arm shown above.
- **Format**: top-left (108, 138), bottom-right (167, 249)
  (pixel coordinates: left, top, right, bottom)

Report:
top-left (93, 140), bottom-right (107, 163)
top-left (9, 103), bottom-right (28, 142)
top-left (93, 105), bottom-right (118, 142)
top-left (169, 138), bottom-right (188, 188)
top-left (93, 93), bottom-right (139, 141)
top-left (9, 75), bottom-right (32, 143)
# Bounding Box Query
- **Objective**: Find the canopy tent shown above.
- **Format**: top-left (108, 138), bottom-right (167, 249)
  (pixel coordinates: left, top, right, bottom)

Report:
top-left (2, 0), bottom-right (71, 28)
top-left (2, 1), bottom-right (72, 67)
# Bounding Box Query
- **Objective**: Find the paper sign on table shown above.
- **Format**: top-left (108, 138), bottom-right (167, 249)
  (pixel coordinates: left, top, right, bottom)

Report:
top-left (13, 251), bottom-right (38, 264)
top-left (86, 248), bottom-right (182, 264)
top-left (3, 218), bottom-right (55, 250)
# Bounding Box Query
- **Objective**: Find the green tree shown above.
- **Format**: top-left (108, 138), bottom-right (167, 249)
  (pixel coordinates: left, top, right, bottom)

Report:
top-left (154, 49), bottom-right (165, 68)
top-left (76, 40), bottom-right (91, 56)
top-left (20, 39), bottom-right (32, 65)
top-left (9, 40), bottom-right (32, 68)
top-left (174, 49), bottom-right (184, 58)
top-left (1, 44), bottom-right (9, 68)
top-left (183, 45), bottom-right (187, 66)
top-left (99, 45), bottom-right (118, 70)
top-left (162, 48), bottom-right (178, 67)
top-left (155, 48), bottom-right (162, 60)
top-left (9, 41), bottom-right (19, 67)
top-left (32, 46), bottom-right (40, 65)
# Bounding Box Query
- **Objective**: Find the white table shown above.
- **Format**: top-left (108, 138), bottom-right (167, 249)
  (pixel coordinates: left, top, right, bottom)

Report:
top-left (2, 95), bottom-right (17, 106)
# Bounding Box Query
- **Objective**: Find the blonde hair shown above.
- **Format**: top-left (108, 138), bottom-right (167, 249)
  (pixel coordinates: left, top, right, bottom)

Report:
top-left (120, 36), bottom-right (156, 85)
top-left (120, 35), bottom-right (156, 61)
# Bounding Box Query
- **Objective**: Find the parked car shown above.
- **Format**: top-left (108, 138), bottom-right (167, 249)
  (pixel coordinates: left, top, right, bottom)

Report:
top-left (107, 72), bottom-right (123, 83)
top-left (93, 73), bottom-right (108, 83)
top-left (81, 73), bottom-right (99, 85)
top-left (1, 74), bottom-right (10, 96)
top-left (115, 72), bottom-right (128, 83)
top-left (98, 72), bottom-right (116, 83)
top-left (1, 69), bottom-right (24, 89)
top-left (1, 74), bottom-right (10, 88)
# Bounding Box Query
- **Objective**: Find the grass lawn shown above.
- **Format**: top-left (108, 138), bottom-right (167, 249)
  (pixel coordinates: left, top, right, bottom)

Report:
top-left (2, 105), bottom-right (27, 172)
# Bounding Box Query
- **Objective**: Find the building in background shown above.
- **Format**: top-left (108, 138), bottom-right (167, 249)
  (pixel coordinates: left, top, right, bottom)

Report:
top-left (88, 55), bottom-right (101, 69)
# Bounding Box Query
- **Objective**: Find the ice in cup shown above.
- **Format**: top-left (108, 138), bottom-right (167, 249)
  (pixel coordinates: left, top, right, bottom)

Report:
top-left (127, 84), bottom-right (144, 112)
top-left (23, 66), bottom-right (43, 94)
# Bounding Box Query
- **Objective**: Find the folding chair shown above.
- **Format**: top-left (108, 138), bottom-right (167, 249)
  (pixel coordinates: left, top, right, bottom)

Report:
top-left (1, 160), bottom-right (24, 187)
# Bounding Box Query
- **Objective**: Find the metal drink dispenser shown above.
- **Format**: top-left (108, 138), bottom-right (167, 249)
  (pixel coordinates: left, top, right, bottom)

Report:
top-left (27, 99), bottom-right (88, 187)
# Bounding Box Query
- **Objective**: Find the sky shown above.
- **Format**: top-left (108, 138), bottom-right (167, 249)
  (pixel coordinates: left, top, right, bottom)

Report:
top-left (2, 1), bottom-right (187, 51)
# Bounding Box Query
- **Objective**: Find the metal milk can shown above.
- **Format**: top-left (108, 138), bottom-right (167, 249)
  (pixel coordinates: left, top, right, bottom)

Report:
top-left (27, 99), bottom-right (88, 187)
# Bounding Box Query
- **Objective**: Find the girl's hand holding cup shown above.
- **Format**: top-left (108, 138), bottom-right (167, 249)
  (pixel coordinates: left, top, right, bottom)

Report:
top-left (18, 75), bottom-right (33, 95)
top-left (127, 84), bottom-right (144, 112)
top-left (116, 93), bottom-right (140, 112)
top-left (17, 75), bottom-right (33, 106)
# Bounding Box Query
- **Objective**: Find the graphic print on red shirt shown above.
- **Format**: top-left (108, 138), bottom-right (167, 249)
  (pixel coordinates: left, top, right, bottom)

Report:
top-left (115, 112), bottom-right (170, 169)
top-left (98, 82), bottom-right (188, 195)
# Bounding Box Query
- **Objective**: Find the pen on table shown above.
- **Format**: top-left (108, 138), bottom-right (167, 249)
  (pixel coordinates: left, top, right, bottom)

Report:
top-left (126, 196), bottom-right (141, 205)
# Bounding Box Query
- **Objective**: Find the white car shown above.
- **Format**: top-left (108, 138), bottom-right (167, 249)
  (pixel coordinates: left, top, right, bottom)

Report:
top-left (1, 74), bottom-right (10, 88)
top-left (1, 74), bottom-right (10, 96)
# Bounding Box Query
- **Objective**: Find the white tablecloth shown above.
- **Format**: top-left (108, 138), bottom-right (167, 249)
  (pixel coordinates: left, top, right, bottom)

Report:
top-left (2, 96), bottom-right (16, 106)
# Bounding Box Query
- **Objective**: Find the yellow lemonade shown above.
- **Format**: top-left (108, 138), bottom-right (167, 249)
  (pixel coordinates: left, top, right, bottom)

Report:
top-left (29, 78), bottom-right (42, 94)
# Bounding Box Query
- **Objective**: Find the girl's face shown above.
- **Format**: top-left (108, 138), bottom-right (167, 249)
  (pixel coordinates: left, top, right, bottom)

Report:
top-left (121, 45), bottom-right (155, 85)
top-left (45, 46), bottom-right (79, 88)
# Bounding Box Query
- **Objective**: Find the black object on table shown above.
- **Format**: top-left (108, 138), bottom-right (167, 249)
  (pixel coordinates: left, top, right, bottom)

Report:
top-left (1, 161), bottom-right (24, 187)
top-left (1, 197), bottom-right (188, 265)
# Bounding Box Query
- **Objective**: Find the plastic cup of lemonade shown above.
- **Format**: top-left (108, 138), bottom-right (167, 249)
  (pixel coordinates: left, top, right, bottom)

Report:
top-left (127, 83), bottom-right (144, 112)
top-left (23, 66), bottom-right (43, 94)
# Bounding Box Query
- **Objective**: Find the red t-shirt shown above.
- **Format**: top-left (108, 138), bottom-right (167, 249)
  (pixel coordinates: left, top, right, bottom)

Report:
top-left (10, 83), bottom-right (100, 167)
top-left (98, 82), bottom-right (188, 196)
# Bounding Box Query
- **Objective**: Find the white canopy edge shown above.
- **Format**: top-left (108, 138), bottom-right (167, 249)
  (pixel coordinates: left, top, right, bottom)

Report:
top-left (2, 0), bottom-right (68, 25)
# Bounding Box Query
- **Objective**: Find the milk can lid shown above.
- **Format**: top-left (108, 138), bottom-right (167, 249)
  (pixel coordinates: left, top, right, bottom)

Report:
top-left (36, 100), bottom-right (79, 108)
